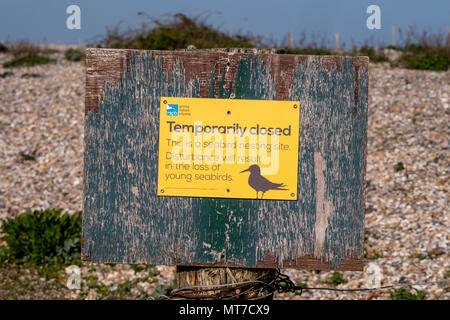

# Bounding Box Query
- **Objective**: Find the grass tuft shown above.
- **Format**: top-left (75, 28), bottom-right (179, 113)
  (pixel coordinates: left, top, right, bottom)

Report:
top-left (64, 48), bottom-right (85, 61)
top-left (322, 272), bottom-right (348, 286)
top-left (394, 162), bottom-right (405, 172)
top-left (390, 287), bottom-right (427, 300)
top-left (4, 56), bottom-right (55, 68)
top-left (356, 46), bottom-right (390, 63)
top-left (3, 41), bottom-right (56, 68)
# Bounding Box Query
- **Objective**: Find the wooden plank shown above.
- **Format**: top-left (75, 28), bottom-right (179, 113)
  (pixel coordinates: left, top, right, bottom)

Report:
top-left (83, 48), bottom-right (368, 270)
top-left (176, 266), bottom-right (275, 299)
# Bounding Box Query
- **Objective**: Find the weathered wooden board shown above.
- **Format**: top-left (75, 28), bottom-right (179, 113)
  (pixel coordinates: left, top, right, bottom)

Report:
top-left (83, 48), bottom-right (368, 270)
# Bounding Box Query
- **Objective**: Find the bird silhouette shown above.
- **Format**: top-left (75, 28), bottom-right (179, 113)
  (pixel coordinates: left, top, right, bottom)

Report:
top-left (240, 165), bottom-right (287, 199)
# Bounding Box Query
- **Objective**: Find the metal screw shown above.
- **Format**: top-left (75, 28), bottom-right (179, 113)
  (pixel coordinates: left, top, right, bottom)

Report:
top-left (290, 193), bottom-right (295, 197)
top-left (163, 100), bottom-right (167, 104)
top-left (293, 104), bottom-right (298, 109)
top-left (160, 189), bottom-right (164, 193)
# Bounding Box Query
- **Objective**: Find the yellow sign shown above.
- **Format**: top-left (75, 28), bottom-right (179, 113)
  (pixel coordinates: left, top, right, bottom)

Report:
top-left (157, 97), bottom-right (300, 200)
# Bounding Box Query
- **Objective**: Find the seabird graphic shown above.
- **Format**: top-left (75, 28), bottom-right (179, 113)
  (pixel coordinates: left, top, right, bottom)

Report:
top-left (240, 165), bottom-right (287, 199)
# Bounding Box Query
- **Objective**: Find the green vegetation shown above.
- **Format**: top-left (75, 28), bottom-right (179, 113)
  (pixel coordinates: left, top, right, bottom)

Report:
top-left (0, 208), bottom-right (81, 266)
top-left (293, 282), bottom-right (307, 295)
top-left (409, 250), bottom-right (438, 261)
top-left (397, 43), bottom-right (449, 71)
top-left (281, 48), bottom-right (334, 56)
top-left (65, 48), bottom-right (85, 61)
top-left (364, 248), bottom-right (381, 260)
top-left (83, 271), bottom-right (160, 300)
top-left (18, 149), bottom-right (38, 162)
top-left (98, 13), bottom-right (337, 56)
top-left (2, 41), bottom-right (56, 67)
top-left (356, 46), bottom-right (389, 63)
top-left (3, 56), bottom-right (55, 68)
top-left (2, 17), bottom-right (447, 71)
top-left (390, 287), bottom-right (427, 300)
top-left (399, 50), bottom-right (449, 71)
top-left (0, 264), bottom-right (67, 299)
top-left (386, 45), bottom-right (399, 50)
top-left (152, 282), bottom-right (177, 298)
top-left (0, 246), bottom-right (8, 266)
top-left (100, 13), bottom-right (256, 50)
top-left (322, 272), bottom-right (348, 286)
top-left (94, 13), bottom-right (449, 70)
top-left (0, 209), bottom-right (165, 299)
top-left (394, 27), bottom-right (449, 71)
top-left (130, 264), bottom-right (159, 276)
top-left (0, 262), bottom-right (162, 299)
top-left (394, 161), bottom-right (405, 172)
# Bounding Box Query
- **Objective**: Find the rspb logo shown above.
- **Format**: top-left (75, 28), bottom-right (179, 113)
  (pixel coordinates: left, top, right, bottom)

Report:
top-left (166, 104), bottom-right (178, 116)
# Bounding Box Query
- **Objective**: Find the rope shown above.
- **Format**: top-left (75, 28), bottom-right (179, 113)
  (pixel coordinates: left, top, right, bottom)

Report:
top-left (155, 269), bottom-right (449, 300)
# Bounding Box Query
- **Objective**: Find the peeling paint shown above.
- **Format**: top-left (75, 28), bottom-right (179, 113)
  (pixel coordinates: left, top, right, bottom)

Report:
top-left (84, 49), bottom-right (368, 270)
top-left (313, 151), bottom-right (334, 258)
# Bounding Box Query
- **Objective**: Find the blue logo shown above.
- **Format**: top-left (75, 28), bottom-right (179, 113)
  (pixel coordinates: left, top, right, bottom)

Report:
top-left (166, 104), bottom-right (178, 116)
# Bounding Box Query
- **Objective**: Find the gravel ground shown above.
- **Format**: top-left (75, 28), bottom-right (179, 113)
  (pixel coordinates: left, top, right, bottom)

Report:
top-left (0, 51), bottom-right (448, 300)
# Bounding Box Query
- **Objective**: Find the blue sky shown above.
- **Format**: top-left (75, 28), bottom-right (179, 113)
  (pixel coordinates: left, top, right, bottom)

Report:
top-left (0, 0), bottom-right (448, 47)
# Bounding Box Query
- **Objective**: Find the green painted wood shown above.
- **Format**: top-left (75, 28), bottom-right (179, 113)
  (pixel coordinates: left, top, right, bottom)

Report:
top-left (83, 48), bottom-right (368, 270)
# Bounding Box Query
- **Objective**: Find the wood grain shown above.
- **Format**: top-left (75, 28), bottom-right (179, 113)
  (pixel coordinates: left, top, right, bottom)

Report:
top-left (83, 48), bottom-right (368, 270)
top-left (176, 266), bottom-right (275, 299)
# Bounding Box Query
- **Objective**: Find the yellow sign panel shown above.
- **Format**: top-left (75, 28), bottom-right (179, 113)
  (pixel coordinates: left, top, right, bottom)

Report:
top-left (157, 97), bottom-right (300, 200)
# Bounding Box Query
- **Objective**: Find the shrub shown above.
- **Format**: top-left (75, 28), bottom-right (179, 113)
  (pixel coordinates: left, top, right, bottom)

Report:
top-left (3, 56), bottom-right (55, 68)
top-left (3, 41), bottom-right (56, 68)
top-left (394, 162), bottom-right (405, 172)
top-left (99, 13), bottom-right (257, 50)
top-left (357, 46), bottom-right (389, 63)
top-left (6, 40), bottom-right (41, 59)
top-left (322, 271), bottom-right (348, 286)
top-left (386, 45), bottom-right (399, 50)
top-left (0, 246), bottom-right (8, 266)
top-left (0, 208), bottom-right (82, 265)
top-left (65, 48), bottom-right (85, 61)
top-left (281, 48), bottom-right (334, 56)
top-left (400, 51), bottom-right (449, 71)
top-left (96, 16), bottom-right (449, 71)
top-left (395, 27), bottom-right (449, 71)
top-left (390, 287), bottom-right (426, 300)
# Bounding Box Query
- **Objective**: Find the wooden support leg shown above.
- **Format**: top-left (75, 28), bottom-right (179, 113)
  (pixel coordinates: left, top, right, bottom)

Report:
top-left (176, 266), bottom-right (276, 300)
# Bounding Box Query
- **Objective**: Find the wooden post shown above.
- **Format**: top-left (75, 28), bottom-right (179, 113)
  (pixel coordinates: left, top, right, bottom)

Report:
top-left (288, 32), bottom-right (294, 49)
top-left (335, 32), bottom-right (339, 50)
top-left (446, 26), bottom-right (449, 44)
top-left (176, 266), bottom-right (276, 300)
top-left (391, 26), bottom-right (396, 47)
